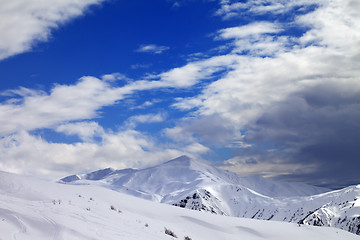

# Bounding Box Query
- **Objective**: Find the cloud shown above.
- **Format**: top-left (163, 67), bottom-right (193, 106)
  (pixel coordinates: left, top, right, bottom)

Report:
top-left (56, 121), bottom-right (104, 142)
top-left (159, 54), bottom-right (240, 88)
top-left (131, 63), bottom-right (152, 69)
top-left (0, 125), bottom-right (213, 179)
top-left (0, 0), bottom-right (105, 60)
top-left (164, 114), bottom-right (244, 146)
top-left (218, 22), bottom-right (282, 39)
top-left (169, 0), bottom-right (360, 187)
top-left (184, 142), bottom-right (210, 155)
top-left (136, 44), bottom-right (170, 54)
top-left (126, 113), bottom-right (167, 128)
top-left (0, 57), bottom-right (236, 137)
top-left (240, 82), bottom-right (360, 188)
top-left (0, 76), bottom-right (129, 135)
top-left (0, 0), bottom-right (359, 187)
top-left (173, 0), bottom-right (360, 136)
top-left (216, 0), bottom-right (317, 19)
top-left (0, 130), bottom-right (184, 178)
top-left (217, 22), bottom-right (288, 56)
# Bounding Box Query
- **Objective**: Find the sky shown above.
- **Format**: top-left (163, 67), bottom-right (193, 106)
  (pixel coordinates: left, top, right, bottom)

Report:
top-left (0, 0), bottom-right (359, 189)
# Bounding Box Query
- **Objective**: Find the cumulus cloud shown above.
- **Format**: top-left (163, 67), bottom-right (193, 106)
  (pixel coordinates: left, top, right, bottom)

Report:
top-left (0, 56), bottom-right (237, 137)
top-left (0, 65), bottom-right (231, 177)
top-left (0, 0), bottom-right (105, 60)
top-left (56, 121), bottom-right (104, 142)
top-left (136, 44), bottom-right (170, 54)
top-left (0, 76), bottom-right (128, 135)
top-left (0, 130), bottom-right (183, 178)
top-left (217, 22), bottom-right (289, 56)
top-left (0, 125), bottom-right (213, 178)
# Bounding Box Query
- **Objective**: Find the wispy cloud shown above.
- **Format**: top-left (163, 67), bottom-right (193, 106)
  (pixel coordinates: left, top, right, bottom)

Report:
top-left (126, 113), bottom-right (167, 128)
top-left (0, 0), bottom-right (105, 61)
top-left (135, 44), bottom-right (170, 54)
top-left (218, 22), bottom-right (282, 39)
top-left (131, 63), bottom-right (152, 69)
top-left (216, 0), bottom-right (317, 19)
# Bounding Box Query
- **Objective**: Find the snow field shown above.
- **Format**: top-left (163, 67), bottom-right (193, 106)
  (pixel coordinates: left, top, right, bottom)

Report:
top-left (1, 171), bottom-right (359, 240)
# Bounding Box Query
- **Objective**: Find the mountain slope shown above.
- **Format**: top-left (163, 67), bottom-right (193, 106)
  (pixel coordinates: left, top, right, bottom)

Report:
top-left (60, 155), bottom-right (360, 235)
top-left (2, 170), bottom-right (358, 240)
top-left (61, 155), bottom-right (329, 198)
top-left (0, 172), bottom-right (359, 240)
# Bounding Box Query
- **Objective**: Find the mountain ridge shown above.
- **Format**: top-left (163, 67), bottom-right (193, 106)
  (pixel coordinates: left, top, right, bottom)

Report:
top-left (2, 170), bottom-right (358, 240)
top-left (60, 155), bottom-right (360, 235)
top-left (60, 155), bottom-right (328, 197)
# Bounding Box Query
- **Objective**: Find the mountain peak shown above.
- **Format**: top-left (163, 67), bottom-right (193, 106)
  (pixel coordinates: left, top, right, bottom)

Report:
top-left (162, 155), bottom-right (192, 166)
top-left (162, 155), bottom-right (218, 170)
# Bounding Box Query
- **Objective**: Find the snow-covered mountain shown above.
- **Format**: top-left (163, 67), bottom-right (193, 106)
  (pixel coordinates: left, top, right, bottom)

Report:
top-left (60, 155), bottom-right (360, 235)
top-left (60, 155), bottom-right (329, 198)
top-left (1, 170), bottom-right (359, 240)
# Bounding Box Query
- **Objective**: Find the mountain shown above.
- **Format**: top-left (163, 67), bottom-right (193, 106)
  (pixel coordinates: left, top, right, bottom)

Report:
top-left (60, 155), bottom-right (360, 235)
top-left (1, 170), bottom-right (359, 240)
top-left (60, 155), bottom-right (329, 197)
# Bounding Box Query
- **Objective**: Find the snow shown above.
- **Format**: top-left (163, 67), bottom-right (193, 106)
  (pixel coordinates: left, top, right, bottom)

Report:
top-left (59, 155), bottom-right (360, 235)
top-left (1, 170), bottom-right (359, 240)
top-left (61, 155), bottom-right (329, 198)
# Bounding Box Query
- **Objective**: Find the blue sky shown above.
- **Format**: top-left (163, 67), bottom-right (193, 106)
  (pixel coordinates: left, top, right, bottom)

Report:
top-left (0, 0), bottom-right (359, 188)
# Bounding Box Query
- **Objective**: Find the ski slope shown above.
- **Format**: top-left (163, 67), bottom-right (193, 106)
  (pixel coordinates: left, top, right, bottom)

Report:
top-left (1, 170), bottom-right (359, 240)
top-left (60, 156), bottom-right (360, 235)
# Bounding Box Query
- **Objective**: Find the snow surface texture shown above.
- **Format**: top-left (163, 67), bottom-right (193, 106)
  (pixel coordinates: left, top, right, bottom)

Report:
top-left (61, 155), bottom-right (360, 235)
top-left (1, 171), bottom-right (359, 240)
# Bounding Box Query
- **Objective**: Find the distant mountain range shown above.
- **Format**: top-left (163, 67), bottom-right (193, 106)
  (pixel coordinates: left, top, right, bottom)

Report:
top-left (60, 155), bottom-right (360, 235)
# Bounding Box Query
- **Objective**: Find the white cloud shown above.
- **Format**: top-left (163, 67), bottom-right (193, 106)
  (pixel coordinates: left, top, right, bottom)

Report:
top-left (56, 121), bottom-right (104, 142)
top-left (216, 0), bottom-right (317, 19)
top-left (133, 100), bottom-right (155, 109)
top-left (136, 44), bottom-right (170, 54)
top-left (101, 73), bottom-right (132, 82)
top-left (0, 58), bottom-right (238, 136)
top-left (163, 0), bottom-right (360, 185)
top-left (0, 76), bottom-right (129, 135)
top-left (218, 22), bottom-right (282, 39)
top-left (0, 0), bottom-right (105, 60)
top-left (159, 54), bottom-right (240, 88)
top-left (171, 0), bottom-right (360, 144)
top-left (0, 130), bottom-right (183, 179)
top-left (164, 126), bottom-right (197, 143)
top-left (184, 142), bottom-right (210, 155)
top-left (126, 113), bottom-right (167, 128)
top-left (217, 22), bottom-right (288, 56)
top-left (0, 127), bottom-right (214, 179)
top-left (297, 0), bottom-right (360, 52)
